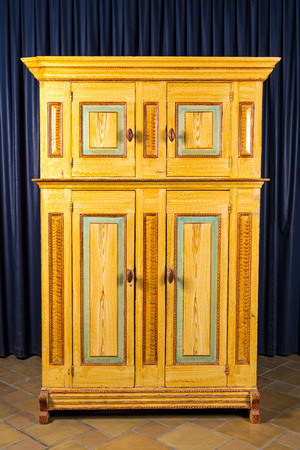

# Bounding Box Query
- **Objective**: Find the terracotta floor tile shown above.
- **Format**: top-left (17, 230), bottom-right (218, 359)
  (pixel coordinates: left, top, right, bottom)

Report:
top-left (17, 397), bottom-right (40, 416)
top-left (4, 411), bottom-right (38, 429)
top-left (259, 408), bottom-right (280, 423)
top-left (74, 429), bottom-right (111, 447)
top-left (3, 389), bottom-right (33, 403)
top-left (192, 415), bottom-right (228, 430)
top-left (264, 367), bottom-right (300, 385)
top-left (0, 366), bottom-right (13, 377)
top-left (148, 412), bottom-right (199, 428)
top-left (51, 440), bottom-right (86, 449)
top-left (258, 365), bottom-right (273, 376)
top-left (284, 360), bottom-right (300, 371)
top-left (260, 388), bottom-right (299, 412)
top-left (258, 356), bottom-right (288, 370)
top-left (135, 420), bottom-right (172, 438)
top-left (22, 418), bottom-right (91, 446)
top-left (81, 414), bottom-right (148, 437)
top-left (277, 431), bottom-right (300, 449)
top-left (0, 381), bottom-right (19, 395)
top-left (258, 375), bottom-right (272, 389)
top-left (15, 376), bottom-right (42, 396)
top-left (7, 362), bottom-right (41, 377)
top-left (0, 423), bottom-right (26, 447)
top-left (264, 443), bottom-right (292, 449)
top-left (216, 417), bottom-right (285, 447)
top-left (0, 399), bottom-right (21, 419)
top-left (272, 409), bottom-right (300, 433)
top-left (97, 431), bottom-right (169, 449)
top-left (287, 354), bottom-right (300, 361)
top-left (158, 422), bottom-right (230, 450)
top-left (290, 387), bottom-right (300, 399)
top-left (6, 438), bottom-right (46, 449)
top-left (1, 372), bottom-right (27, 385)
top-left (218, 441), bottom-right (255, 449)
top-left (266, 380), bottom-right (296, 394)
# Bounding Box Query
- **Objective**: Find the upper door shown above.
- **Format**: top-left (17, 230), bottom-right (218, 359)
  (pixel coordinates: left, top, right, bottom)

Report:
top-left (71, 82), bottom-right (135, 177)
top-left (166, 191), bottom-right (229, 387)
top-left (72, 191), bottom-right (135, 387)
top-left (167, 83), bottom-right (232, 177)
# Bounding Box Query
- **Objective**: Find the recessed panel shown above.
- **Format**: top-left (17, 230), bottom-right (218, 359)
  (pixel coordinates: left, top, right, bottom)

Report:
top-left (82, 216), bottom-right (126, 364)
top-left (176, 104), bottom-right (222, 157)
top-left (176, 215), bottom-right (219, 364)
top-left (239, 103), bottom-right (254, 157)
top-left (80, 104), bottom-right (126, 156)
top-left (48, 103), bottom-right (63, 157)
top-left (143, 103), bottom-right (159, 158)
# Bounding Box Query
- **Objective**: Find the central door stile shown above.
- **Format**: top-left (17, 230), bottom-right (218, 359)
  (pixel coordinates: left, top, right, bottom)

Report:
top-left (135, 189), bottom-right (166, 387)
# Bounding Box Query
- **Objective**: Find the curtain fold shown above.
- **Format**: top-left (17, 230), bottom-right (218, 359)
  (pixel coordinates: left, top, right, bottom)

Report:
top-left (0, 0), bottom-right (299, 357)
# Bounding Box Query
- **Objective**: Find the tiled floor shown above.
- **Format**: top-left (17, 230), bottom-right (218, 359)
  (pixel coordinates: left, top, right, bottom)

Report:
top-left (0, 354), bottom-right (299, 449)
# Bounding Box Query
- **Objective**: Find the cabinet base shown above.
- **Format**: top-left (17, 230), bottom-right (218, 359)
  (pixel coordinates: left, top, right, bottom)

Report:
top-left (39, 388), bottom-right (259, 424)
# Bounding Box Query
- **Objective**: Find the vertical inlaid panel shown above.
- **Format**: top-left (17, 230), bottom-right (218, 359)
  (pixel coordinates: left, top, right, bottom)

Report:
top-left (143, 103), bottom-right (159, 158)
top-left (236, 213), bottom-right (252, 364)
top-left (175, 215), bottom-right (220, 364)
top-left (239, 102), bottom-right (254, 157)
top-left (89, 223), bottom-right (118, 357)
top-left (143, 214), bottom-right (158, 365)
top-left (89, 112), bottom-right (118, 148)
top-left (49, 213), bottom-right (64, 365)
top-left (183, 223), bottom-right (211, 356)
top-left (48, 103), bottom-right (63, 157)
top-left (82, 215), bottom-right (126, 364)
top-left (185, 112), bottom-right (213, 149)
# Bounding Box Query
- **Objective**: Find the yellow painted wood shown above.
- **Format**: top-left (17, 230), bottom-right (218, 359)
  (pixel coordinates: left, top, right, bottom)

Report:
top-left (185, 112), bottom-right (213, 149)
top-left (72, 82), bottom-right (135, 177)
top-left (183, 223), bottom-right (211, 356)
top-left (89, 112), bottom-right (118, 148)
top-left (72, 191), bottom-right (135, 387)
top-left (89, 223), bottom-right (118, 357)
top-left (135, 189), bottom-right (166, 387)
top-left (166, 191), bottom-right (229, 387)
top-left (21, 56), bottom-right (280, 82)
top-left (167, 82), bottom-right (231, 177)
top-left (40, 82), bottom-right (71, 178)
top-left (136, 82), bottom-right (166, 178)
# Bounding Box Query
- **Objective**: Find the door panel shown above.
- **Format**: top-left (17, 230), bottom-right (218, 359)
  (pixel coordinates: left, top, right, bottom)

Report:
top-left (167, 83), bottom-right (232, 177)
top-left (166, 191), bottom-right (229, 387)
top-left (72, 82), bottom-right (135, 177)
top-left (72, 191), bottom-right (135, 387)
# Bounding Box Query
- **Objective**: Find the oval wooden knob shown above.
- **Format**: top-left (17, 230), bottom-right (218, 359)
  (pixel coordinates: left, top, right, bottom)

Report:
top-left (168, 128), bottom-right (175, 142)
top-left (126, 269), bottom-right (133, 283)
top-left (167, 268), bottom-right (174, 284)
top-left (127, 128), bottom-right (134, 142)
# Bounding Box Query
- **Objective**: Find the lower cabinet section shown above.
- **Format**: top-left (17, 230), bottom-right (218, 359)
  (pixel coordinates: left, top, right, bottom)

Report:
top-left (40, 185), bottom-right (261, 423)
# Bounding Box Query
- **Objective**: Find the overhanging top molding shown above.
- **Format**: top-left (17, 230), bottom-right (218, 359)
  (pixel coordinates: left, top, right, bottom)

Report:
top-left (21, 56), bottom-right (280, 82)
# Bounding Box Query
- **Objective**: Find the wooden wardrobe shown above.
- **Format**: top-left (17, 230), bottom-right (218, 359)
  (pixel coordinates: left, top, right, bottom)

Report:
top-left (22, 57), bottom-right (279, 423)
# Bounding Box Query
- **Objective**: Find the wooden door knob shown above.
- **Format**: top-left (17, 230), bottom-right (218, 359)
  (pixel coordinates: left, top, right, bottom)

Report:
top-left (127, 128), bottom-right (134, 142)
top-left (126, 268), bottom-right (134, 283)
top-left (168, 128), bottom-right (175, 142)
top-left (167, 268), bottom-right (174, 283)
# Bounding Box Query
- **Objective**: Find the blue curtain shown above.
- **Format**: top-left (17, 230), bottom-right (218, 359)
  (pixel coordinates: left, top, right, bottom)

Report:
top-left (0, 0), bottom-right (299, 357)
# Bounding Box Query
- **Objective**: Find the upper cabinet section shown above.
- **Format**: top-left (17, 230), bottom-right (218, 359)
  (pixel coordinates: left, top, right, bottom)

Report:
top-left (22, 57), bottom-right (280, 179)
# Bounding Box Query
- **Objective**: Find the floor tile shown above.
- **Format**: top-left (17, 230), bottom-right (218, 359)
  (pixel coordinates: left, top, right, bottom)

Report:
top-left (0, 372), bottom-right (27, 385)
top-left (290, 387), bottom-right (300, 399)
top-left (0, 423), bottom-right (26, 448)
top-left (258, 356), bottom-right (288, 370)
top-left (218, 441), bottom-right (255, 449)
top-left (6, 438), bottom-right (46, 449)
top-left (17, 397), bottom-right (40, 416)
top-left (51, 441), bottom-right (86, 449)
top-left (148, 412), bottom-right (199, 428)
top-left (135, 420), bottom-right (172, 439)
top-left (97, 431), bottom-right (170, 449)
top-left (0, 381), bottom-right (18, 395)
top-left (260, 388), bottom-right (299, 412)
top-left (158, 422), bottom-right (230, 450)
top-left (259, 408), bottom-right (279, 423)
top-left (258, 375), bottom-right (272, 389)
top-left (272, 409), bottom-right (300, 433)
top-left (277, 430), bottom-right (300, 449)
top-left (22, 418), bottom-right (91, 446)
top-left (264, 367), bottom-right (300, 386)
top-left (4, 411), bottom-right (38, 429)
top-left (3, 389), bottom-right (33, 404)
top-left (0, 399), bottom-right (21, 419)
top-left (0, 366), bottom-right (13, 377)
top-left (74, 429), bottom-right (111, 447)
top-left (81, 414), bottom-right (148, 437)
top-left (15, 376), bottom-right (42, 396)
top-left (216, 416), bottom-right (285, 447)
top-left (264, 443), bottom-right (292, 449)
top-left (286, 354), bottom-right (300, 361)
top-left (266, 380), bottom-right (296, 394)
top-left (284, 360), bottom-right (300, 371)
top-left (192, 415), bottom-right (228, 430)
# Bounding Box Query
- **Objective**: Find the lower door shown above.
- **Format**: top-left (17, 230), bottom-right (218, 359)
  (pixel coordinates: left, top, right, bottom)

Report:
top-left (166, 191), bottom-right (229, 387)
top-left (72, 191), bottom-right (135, 387)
